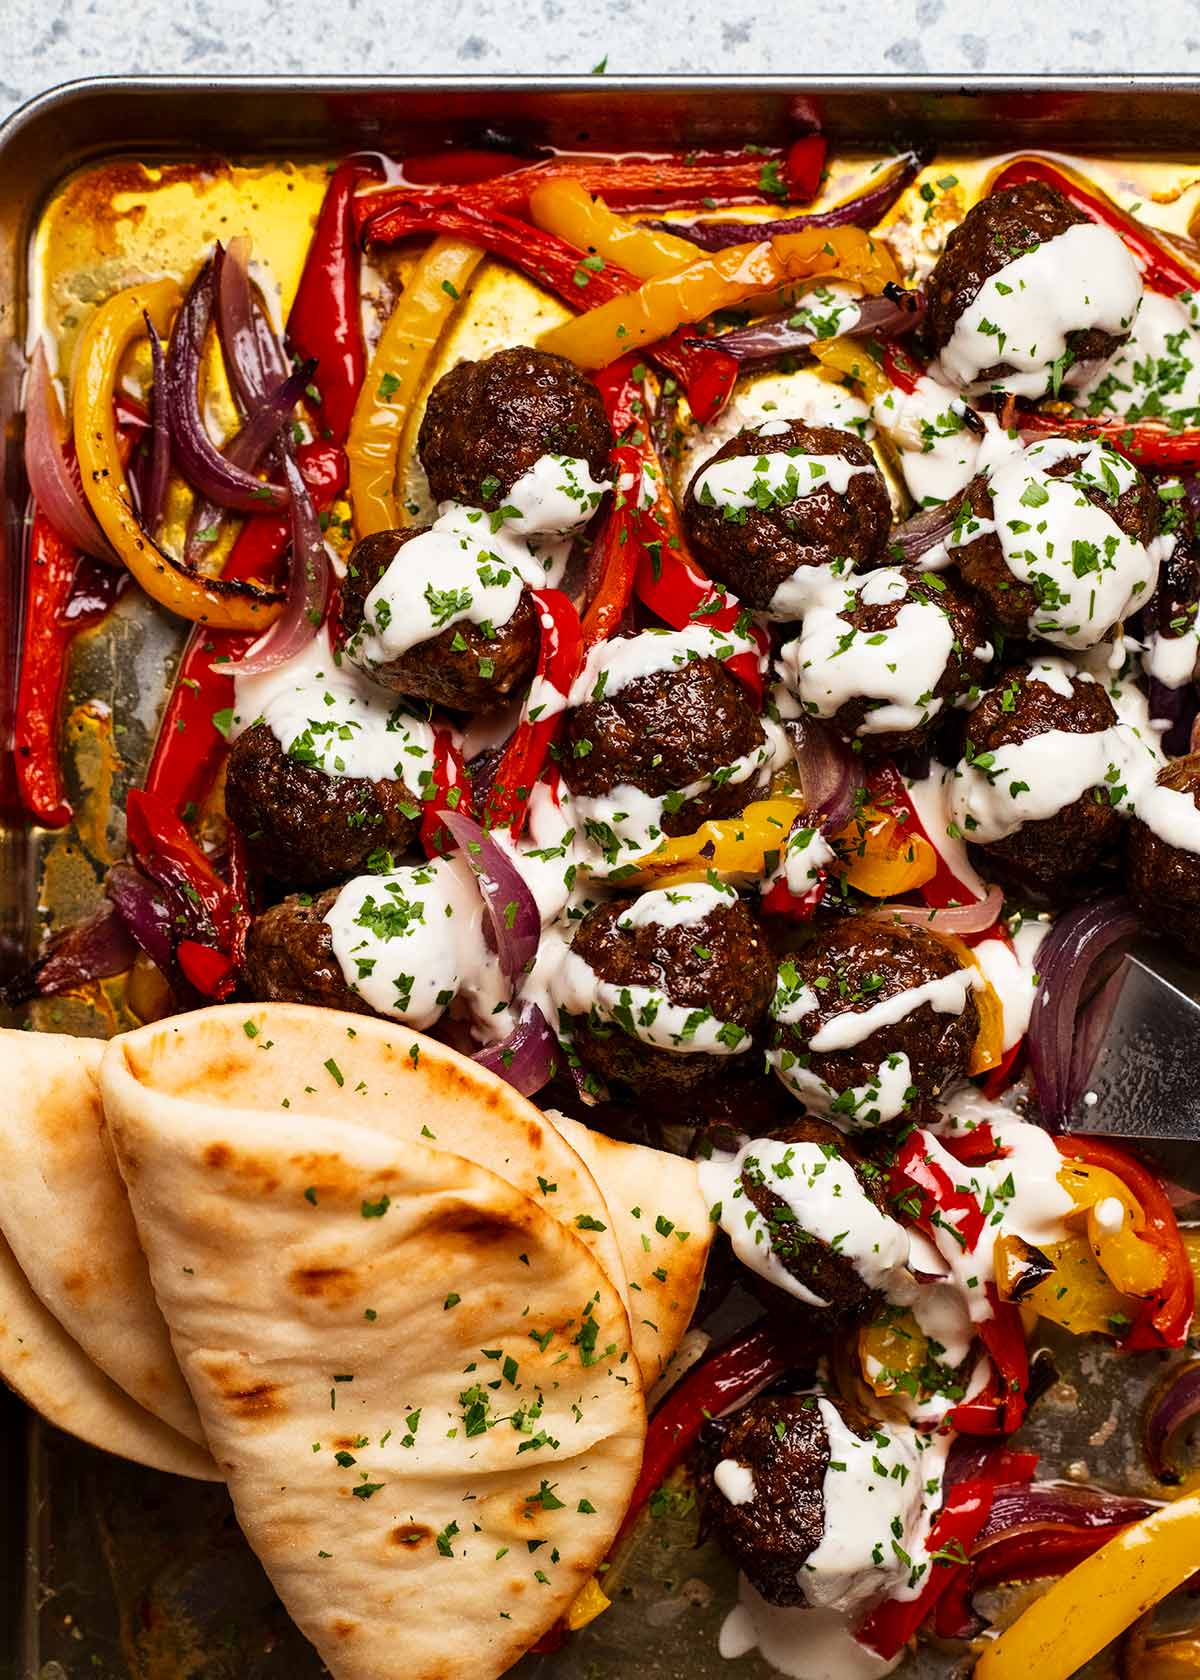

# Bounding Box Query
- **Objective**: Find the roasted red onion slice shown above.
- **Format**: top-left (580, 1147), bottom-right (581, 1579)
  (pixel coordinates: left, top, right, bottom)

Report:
top-left (165, 257), bottom-right (288, 512)
top-left (442, 809), bottom-right (540, 985)
top-left (973, 1481), bottom-right (1160, 1549)
top-left (0, 902), bottom-right (139, 1007)
top-left (225, 448), bottom-right (331, 675)
top-left (642, 148), bottom-right (932, 251)
top-left (889, 495), bottom-right (968, 564)
top-left (1027, 896), bottom-right (1141, 1129)
top-left (783, 716), bottom-right (863, 833)
top-left (105, 862), bottom-right (179, 980)
top-left (23, 340), bottom-right (112, 561)
top-left (870, 884), bottom-right (1004, 935)
top-left (696, 287), bottom-right (924, 368)
top-left (1144, 1360), bottom-right (1200, 1482)
top-left (473, 1002), bottom-right (558, 1096)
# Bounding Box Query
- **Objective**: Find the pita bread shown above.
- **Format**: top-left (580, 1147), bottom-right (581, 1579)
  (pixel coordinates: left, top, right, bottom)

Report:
top-left (0, 1028), bottom-right (205, 1445)
top-left (101, 1044), bottom-right (645, 1680)
top-left (115, 1003), bottom-right (697, 1384)
top-left (0, 1226), bottom-right (218, 1480)
top-left (547, 1112), bottom-right (711, 1385)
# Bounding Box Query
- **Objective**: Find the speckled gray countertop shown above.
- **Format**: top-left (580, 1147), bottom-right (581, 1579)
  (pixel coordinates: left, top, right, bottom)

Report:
top-left (2, 0), bottom-right (1199, 125)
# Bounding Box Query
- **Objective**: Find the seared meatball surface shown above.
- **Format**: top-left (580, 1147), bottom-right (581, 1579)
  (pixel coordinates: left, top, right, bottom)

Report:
top-left (560, 644), bottom-right (766, 838)
top-left (926, 181), bottom-right (1133, 380)
top-left (243, 889), bottom-right (371, 1015)
top-left (683, 421), bottom-right (892, 615)
top-left (952, 660), bottom-right (1124, 897)
top-left (339, 527), bottom-right (539, 712)
top-left (417, 346), bottom-right (613, 510)
top-left (951, 450), bottom-right (1159, 640)
top-left (558, 887), bottom-right (776, 1097)
top-left (770, 917), bottom-right (979, 1127)
top-left (1128, 754), bottom-right (1200, 957)
top-left (226, 724), bottom-right (420, 888)
top-left (697, 1394), bottom-right (835, 1606)
top-left (778, 563), bottom-right (990, 755)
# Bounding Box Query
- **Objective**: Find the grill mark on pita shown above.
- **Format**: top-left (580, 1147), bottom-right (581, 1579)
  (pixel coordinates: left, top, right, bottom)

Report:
top-left (391, 1523), bottom-right (434, 1548)
top-left (290, 1264), bottom-right (360, 1302)
top-left (206, 1365), bottom-right (283, 1420)
top-left (331, 1618), bottom-right (358, 1640)
top-left (420, 1203), bottom-right (523, 1250)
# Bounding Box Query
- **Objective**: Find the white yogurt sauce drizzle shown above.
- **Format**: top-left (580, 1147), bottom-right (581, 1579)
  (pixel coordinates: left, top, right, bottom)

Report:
top-left (777, 567), bottom-right (965, 738)
top-left (937, 221), bottom-right (1144, 399)
top-left (676, 367), bottom-right (875, 496)
top-left (230, 627), bottom-right (436, 790)
top-left (325, 856), bottom-right (505, 1030)
top-left (871, 375), bottom-right (983, 507)
top-left (1076, 289), bottom-right (1200, 420)
top-left (713, 1459), bottom-right (758, 1505)
top-left (693, 445), bottom-right (873, 520)
top-left (1136, 779), bottom-right (1200, 854)
top-left (719, 1584), bottom-right (901, 1680)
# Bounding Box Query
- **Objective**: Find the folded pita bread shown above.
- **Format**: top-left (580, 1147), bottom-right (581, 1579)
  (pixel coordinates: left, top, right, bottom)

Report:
top-left (114, 1003), bottom-right (708, 1384)
top-left (0, 1226), bottom-right (217, 1480)
top-left (548, 1112), bottom-right (711, 1385)
top-left (101, 1046), bottom-right (645, 1680)
top-left (0, 1028), bottom-right (205, 1445)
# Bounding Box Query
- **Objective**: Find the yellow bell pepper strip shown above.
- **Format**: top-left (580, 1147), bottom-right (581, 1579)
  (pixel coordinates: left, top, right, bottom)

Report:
top-left (930, 931), bottom-right (1006, 1077)
top-left (538, 227), bottom-right (899, 369)
top-left (1059, 1159), bottom-right (1169, 1299)
top-left (529, 178), bottom-right (700, 279)
top-left (73, 279), bottom-right (285, 630)
top-left (565, 1576), bottom-right (611, 1632)
top-left (998, 1231), bottom-right (1137, 1338)
top-left (346, 237), bottom-right (484, 537)
top-left (623, 797), bottom-right (807, 889)
top-left (973, 1495), bottom-right (1200, 1680)
top-left (830, 801), bottom-right (938, 897)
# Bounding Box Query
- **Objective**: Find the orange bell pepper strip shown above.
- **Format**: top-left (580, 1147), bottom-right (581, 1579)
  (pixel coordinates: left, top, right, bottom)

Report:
top-left (831, 802), bottom-right (938, 897)
top-left (73, 279), bottom-right (285, 630)
top-left (538, 227), bottom-right (899, 369)
top-left (346, 236), bottom-right (484, 537)
top-left (528, 179), bottom-right (700, 279)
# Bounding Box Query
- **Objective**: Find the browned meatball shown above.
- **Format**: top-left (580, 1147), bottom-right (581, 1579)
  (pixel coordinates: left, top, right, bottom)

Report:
top-left (558, 887), bottom-right (776, 1097)
top-left (736, 1116), bottom-right (892, 1324)
top-left (769, 917), bottom-right (979, 1127)
top-left (925, 181), bottom-right (1132, 379)
top-left (243, 889), bottom-right (372, 1015)
top-left (417, 346), bottom-right (612, 510)
top-left (1128, 755), bottom-right (1200, 957)
top-left (683, 421), bottom-right (892, 614)
top-left (226, 724), bottom-right (420, 888)
top-left (779, 564), bottom-right (991, 755)
top-left (560, 643), bottom-right (767, 841)
top-left (951, 451), bottom-right (1159, 639)
top-left (956, 661), bottom-right (1124, 896)
top-left (339, 528), bottom-right (539, 712)
top-left (696, 1394), bottom-right (836, 1606)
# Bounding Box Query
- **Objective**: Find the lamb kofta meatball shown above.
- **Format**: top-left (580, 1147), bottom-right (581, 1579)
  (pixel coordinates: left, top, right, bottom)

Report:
top-left (777, 563), bottom-right (991, 754)
top-left (682, 420), bottom-right (892, 617)
top-left (769, 917), bottom-right (980, 1128)
top-left (560, 627), bottom-right (769, 870)
top-left (699, 1115), bottom-right (909, 1325)
top-left (948, 657), bottom-right (1133, 897)
top-left (244, 858), bottom-right (503, 1029)
top-left (1128, 754), bottom-right (1200, 957)
top-left (926, 180), bottom-right (1143, 398)
top-left (697, 1393), bottom-right (931, 1609)
top-left (550, 882), bottom-right (776, 1098)
top-left (1143, 479), bottom-right (1200, 696)
top-left (339, 525), bottom-right (540, 712)
top-left (949, 436), bottom-right (1160, 648)
top-left (417, 345), bottom-right (612, 515)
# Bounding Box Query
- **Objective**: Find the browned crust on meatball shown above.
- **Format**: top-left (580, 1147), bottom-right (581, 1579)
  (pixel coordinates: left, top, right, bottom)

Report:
top-left (683, 421), bottom-right (893, 612)
top-left (925, 181), bottom-right (1128, 377)
top-left (417, 346), bottom-right (613, 509)
top-left (1129, 753), bottom-right (1200, 957)
top-left (564, 891), bottom-right (776, 1097)
top-left (226, 724), bottom-right (420, 888)
top-left (962, 661), bottom-right (1123, 896)
top-left (243, 889), bottom-right (373, 1015)
top-left (338, 527), bottom-right (539, 712)
top-left (772, 917), bottom-right (979, 1124)
top-left (559, 650), bottom-right (766, 837)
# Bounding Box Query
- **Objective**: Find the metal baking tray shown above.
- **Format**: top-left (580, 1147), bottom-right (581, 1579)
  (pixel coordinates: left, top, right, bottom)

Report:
top-left (3, 74), bottom-right (1200, 1680)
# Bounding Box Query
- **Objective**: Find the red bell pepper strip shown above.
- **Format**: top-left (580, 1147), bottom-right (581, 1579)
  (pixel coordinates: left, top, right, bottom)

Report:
top-left (399, 149), bottom-right (530, 186)
top-left (580, 440), bottom-right (644, 651)
top-left (991, 157), bottom-right (1200, 298)
top-left (1017, 408), bottom-right (1200, 470)
top-left (784, 136), bottom-right (828, 202)
top-left (941, 1122), bottom-right (1002, 1165)
top-left (857, 1447), bottom-right (1038, 1660)
top-left (982, 1040), bottom-right (1024, 1100)
top-left (144, 440), bottom-right (347, 819)
top-left (418, 729), bottom-right (471, 859)
top-left (761, 876), bottom-right (827, 920)
top-left (360, 197), bottom-right (743, 425)
top-left (1055, 1135), bottom-right (1194, 1350)
top-left (951, 1292), bottom-right (1030, 1436)
top-left (14, 513), bottom-right (128, 827)
top-left (866, 763), bottom-right (990, 918)
top-left (611, 1321), bottom-right (793, 1553)
top-left (354, 148), bottom-right (822, 227)
top-left (881, 339), bottom-right (924, 395)
top-left (286, 155), bottom-right (385, 446)
top-left (889, 1127), bottom-right (987, 1253)
top-left (483, 588), bottom-right (583, 836)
